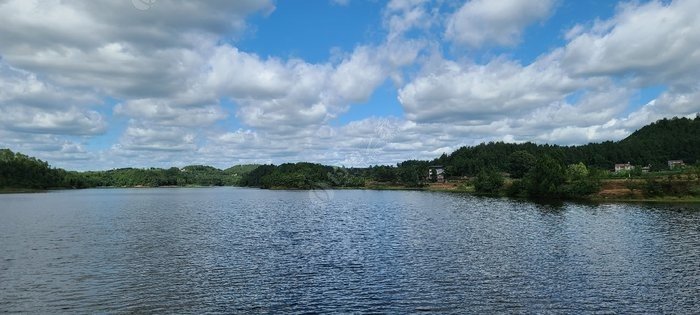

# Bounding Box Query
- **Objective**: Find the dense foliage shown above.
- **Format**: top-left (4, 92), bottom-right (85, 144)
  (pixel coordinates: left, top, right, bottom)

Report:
top-left (239, 163), bottom-right (376, 189)
top-left (237, 160), bottom-right (432, 189)
top-left (76, 164), bottom-right (261, 188)
top-left (0, 149), bottom-right (260, 189)
top-left (473, 169), bottom-right (504, 195)
top-left (0, 149), bottom-right (69, 189)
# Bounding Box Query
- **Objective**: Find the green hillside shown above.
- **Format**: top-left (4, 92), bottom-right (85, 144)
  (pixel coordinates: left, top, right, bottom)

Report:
top-left (619, 116), bottom-right (700, 166)
top-left (432, 115), bottom-right (700, 176)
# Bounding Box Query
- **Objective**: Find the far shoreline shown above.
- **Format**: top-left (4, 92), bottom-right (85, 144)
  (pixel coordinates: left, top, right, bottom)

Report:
top-left (4, 185), bottom-right (700, 204)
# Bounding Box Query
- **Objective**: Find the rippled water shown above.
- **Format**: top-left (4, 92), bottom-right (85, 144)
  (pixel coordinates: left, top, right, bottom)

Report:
top-left (1, 188), bottom-right (699, 313)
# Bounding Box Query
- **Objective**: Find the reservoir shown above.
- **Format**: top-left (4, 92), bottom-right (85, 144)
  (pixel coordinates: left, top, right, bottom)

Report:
top-left (1, 188), bottom-right (698, 313)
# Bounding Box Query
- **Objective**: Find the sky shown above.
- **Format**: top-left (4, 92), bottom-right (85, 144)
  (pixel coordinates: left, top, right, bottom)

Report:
top-left (1, 0), bottom-right (699, 170)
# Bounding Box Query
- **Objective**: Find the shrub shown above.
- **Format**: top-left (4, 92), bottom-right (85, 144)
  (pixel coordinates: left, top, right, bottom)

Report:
top-left (474, 169), bottom-right (504, 195)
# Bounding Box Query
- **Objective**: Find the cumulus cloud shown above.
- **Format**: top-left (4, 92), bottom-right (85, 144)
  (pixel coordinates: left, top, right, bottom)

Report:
top-left (0, 64), bottom-right (97, 108)
top-left (208, 41), bottom-right (421, 133)
top-left (445, 0), bottom-right (556, 48)
top-left (384, 0), bottom-right (434, 41)
top-left (114, 97), bottom-right (227, 127)
top-left (0, 0), bottom-right (273, 98)
top-left (0, 106), bottom-right (107, 135)
top-left (0, 63), bottom-right (106, 136)
top-left (118, 125), bottom-right (197, 152)
top-left (398, 54), bottom-right (584, 123)
top-left (562, 0), bottom-right (700, 89)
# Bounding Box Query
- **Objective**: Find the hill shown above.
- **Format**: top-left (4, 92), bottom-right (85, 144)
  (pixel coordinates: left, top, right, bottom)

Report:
top-left (0, 149), bottom-right (72, 190)
top-left (619, 116), bottom-right (700, 166)
top-left (431, 115), bottom-right (700, 177)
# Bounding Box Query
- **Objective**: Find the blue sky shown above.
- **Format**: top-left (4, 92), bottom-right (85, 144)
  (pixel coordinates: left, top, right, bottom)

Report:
top-left (0, 0), bottom-right (699, 170)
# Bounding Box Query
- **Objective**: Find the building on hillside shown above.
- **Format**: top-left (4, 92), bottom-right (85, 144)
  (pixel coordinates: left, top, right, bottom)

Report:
top-left (668, 160), bottom-right (685, 170)
top-left (614, 163), bottom-right (634, 173)
top-left (427, 165), bottom-right (445, 183)
top-left (641, 165), bottom-right (651, 173)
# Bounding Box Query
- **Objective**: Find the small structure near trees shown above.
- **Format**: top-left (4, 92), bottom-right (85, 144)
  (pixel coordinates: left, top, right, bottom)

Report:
top-left (668, 160), bottom-right (685, 170)
top-left (427, 165), bottom-right (445, 183)
top-left (614, 163), bottom-right (634, 173)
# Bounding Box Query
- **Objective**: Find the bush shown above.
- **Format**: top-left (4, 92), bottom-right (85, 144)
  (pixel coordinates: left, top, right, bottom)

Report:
top-left (525, 155), bottom-right (566, 198)
top-left (474, 169), bottom-right (504, 195)
top-left (506, 179), bottom-right (527, 198)
top-left (642, 178), bottom-right (664, 197)
top-left (562, 179), bottom-right (600, 197)
top-left (508, 150), bottom-right (536, 178)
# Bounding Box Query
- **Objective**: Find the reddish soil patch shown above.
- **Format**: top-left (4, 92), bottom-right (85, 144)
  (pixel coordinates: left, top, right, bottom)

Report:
top-left (428, 182), bottom-right (460, 190)
top-left (596, 179), bottom-right (644, 198)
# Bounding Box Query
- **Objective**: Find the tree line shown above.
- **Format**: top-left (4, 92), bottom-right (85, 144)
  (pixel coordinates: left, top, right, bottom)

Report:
top-left (433, 116), bottom-right (700, 178)
top-left (0, 149), bottom-right (69, 189)
top-left (0, 150), bottom-right (259, 190)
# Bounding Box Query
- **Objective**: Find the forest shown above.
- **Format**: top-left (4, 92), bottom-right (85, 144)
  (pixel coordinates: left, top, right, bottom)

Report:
top-left (2, 116), bottom-right (700, 199)
top-left (0, 151), bottom-right (259, 190)
top-left (0, 149), bottom-right (70, 190)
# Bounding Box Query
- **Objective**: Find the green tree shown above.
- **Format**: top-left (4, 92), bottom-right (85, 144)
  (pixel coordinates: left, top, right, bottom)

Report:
top-left (474, 169), bottom-right (504, 195)
top-left (507, 150), bottom-right (536, 178)
top-left (566, 162), bottom-right (589, 181)
top-left (525, 155), bottom-right (566, 198)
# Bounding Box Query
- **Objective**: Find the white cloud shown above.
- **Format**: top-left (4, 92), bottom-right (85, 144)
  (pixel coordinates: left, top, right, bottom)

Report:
top-left (0, 63), bottom-right (98, 109)
top-left (398, 53), bottom-right (584, 123)
top-left (331, 46), bottom-right (388, 102)
top-left (117, 125), bottom-right (197, 152)
top-left (0, 63), bottom-right (106, 135)
top-left (445, 0), bottom-right (556, 48)
top-left (0, 106), bottom-right (107, 135)
top-left (384, 0), bottom-right (434, 41)
top-left (114, 98), bottom-right (227, 127)
top-left (208, 47), bottom-right (336, 131)
top-left (562, 0), bottom-right (700, 89)
top-left (208, 41), bottom-right (421, 133)
top-left (0, 0), bottom-right (273, 98)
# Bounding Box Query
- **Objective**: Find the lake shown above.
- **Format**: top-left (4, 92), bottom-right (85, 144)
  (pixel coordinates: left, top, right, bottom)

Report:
top-left (1, 188), bottom-right (698, 313)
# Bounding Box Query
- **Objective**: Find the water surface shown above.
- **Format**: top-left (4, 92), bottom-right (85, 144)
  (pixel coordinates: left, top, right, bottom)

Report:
top-left (1, 188), bottom-right (698, 313)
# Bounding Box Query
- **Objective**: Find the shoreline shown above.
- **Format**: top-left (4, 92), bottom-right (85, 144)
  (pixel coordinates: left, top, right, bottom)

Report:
top-left (0, 188), bottom-right (48, 194)
top-left (3, 184), bottom-right (700, 204)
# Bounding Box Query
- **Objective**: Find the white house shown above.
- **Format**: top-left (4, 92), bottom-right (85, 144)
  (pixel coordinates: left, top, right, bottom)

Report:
top-left (427, 166), bottom-right (445, 183)
top-left (614, 163), bottom-right (634, 173)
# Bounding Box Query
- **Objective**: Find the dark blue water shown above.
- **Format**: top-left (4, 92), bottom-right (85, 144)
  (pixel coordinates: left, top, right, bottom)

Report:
top-left (1, 188), bottom-right (699, 313)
